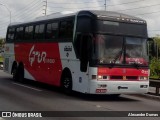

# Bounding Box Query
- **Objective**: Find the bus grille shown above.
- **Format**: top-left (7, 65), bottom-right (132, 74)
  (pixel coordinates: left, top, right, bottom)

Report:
top-left (110, 76), bottom-right (138, 80)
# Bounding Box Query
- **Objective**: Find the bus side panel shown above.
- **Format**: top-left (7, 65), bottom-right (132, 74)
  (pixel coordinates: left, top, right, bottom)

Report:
top-left (58, 43), bottom-right (89, 93)
top-left (3, 43), bottom-right (15, 74)
top-left (14, 43), bottom-right (62, 86)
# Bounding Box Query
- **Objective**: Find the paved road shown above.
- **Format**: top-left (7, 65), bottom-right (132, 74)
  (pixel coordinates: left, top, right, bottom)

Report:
top-left (0, 70), bottom-right (160, 120)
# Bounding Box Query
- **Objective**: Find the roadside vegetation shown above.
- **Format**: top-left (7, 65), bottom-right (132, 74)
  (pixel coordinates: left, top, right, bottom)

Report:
top-left (0, 38), bottom-right (5, 62)
top-left (149, 35), bottom-right (160, 79)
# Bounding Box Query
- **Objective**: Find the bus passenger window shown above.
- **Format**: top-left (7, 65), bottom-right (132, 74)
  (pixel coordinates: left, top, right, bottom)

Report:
top-left (16, 27), bottom-right (24, 41)
top-left (7, 28), bottom-right (15, 42)
top-left (24, 26), bottom-right (33, 40)
top-left (59, 20), bottom-right (74, 38)
top-left (46, 22), bottom-right (58, 39)
top-left (34, 24), bottom-right (45, 39)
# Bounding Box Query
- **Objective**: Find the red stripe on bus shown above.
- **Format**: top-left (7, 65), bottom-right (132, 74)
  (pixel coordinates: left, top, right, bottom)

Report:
top-left (98, 68), bottom-right (149, 76)
top-left (14, 43), bottom-right (62, 86)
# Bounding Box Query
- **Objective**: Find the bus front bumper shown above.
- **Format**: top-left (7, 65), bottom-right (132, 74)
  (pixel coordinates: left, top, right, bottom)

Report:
top-left (88, 80), bottom-right (149, 94)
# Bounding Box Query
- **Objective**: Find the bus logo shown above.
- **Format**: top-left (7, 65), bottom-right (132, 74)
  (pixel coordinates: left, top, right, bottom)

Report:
top-left (123, 76), bottom-right (127, 80)
top-left (29, 45), bottom-right (55, 66)
top-left (29, 45), bottom-right (47, 66)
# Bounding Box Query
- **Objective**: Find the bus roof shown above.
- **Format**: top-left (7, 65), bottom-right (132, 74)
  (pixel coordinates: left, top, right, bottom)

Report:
top-left (82, 10), bottom-right (146, 24)
top-left (9, 11), bottom-right (76, 26)
top-left (9, 10), bottom-right (146, 27)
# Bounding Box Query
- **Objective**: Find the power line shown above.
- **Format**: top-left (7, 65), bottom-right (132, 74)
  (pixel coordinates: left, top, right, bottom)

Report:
top-left (13, 2), bottom-right (43, 21)
top-left (106, 0), bottom-right (146, 7)
top-left (135, 10), bottom-right (160, 16)
top-left (11, 0), bottom-right (40, 15)
top-left (18, 9), bottom-right (44, 21)
top-left (17, 7), bottom-right (43, 21)
top-left (47, 0), bottom-right (104, 4)
top-left (47, 5), bottom-right (104, 10)
top-left (10, 0), bottom-right (42, 21)
top-left (114, 2), bottom-right (160, 12)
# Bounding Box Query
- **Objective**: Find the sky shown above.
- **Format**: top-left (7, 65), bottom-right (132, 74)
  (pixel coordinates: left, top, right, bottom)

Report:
top-left (0, 0), bottom-right (160, 38)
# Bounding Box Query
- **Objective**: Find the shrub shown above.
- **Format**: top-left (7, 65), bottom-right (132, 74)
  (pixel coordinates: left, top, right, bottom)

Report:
top-left (150, 57), bottom-right (160, 78)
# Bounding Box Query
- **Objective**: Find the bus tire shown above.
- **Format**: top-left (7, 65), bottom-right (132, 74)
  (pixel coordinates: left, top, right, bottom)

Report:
top-left (61, 69), bottom-right (72, 94)
top-left (17, 63), bottom-right (24, 83)
top-left (12, 65), bottom-right (18, 81)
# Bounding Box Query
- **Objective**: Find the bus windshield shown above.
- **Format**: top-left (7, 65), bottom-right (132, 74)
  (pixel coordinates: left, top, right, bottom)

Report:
top-left (93, 35), bottom-right (148, 66)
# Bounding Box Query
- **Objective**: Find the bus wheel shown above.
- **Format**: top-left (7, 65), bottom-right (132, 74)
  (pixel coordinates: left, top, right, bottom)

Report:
top-left (17, 64), bottom-right (24, 83)
top-left (61, 70), bottom-right (72, 94)
top-left (12, 66), bottom-right (18, 81)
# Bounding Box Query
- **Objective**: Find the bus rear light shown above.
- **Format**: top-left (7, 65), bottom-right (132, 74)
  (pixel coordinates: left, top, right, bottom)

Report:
top-left (139, 76), bottom-right (148, 81)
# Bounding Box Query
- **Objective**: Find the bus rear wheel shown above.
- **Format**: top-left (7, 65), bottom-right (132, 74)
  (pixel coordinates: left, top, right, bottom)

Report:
top-left (12, 66), bottom-right (18, 81)
top-left (17, 64), bottom-right (24, 83)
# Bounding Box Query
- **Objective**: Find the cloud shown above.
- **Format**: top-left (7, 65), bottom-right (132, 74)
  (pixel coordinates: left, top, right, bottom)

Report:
top-left (0, 0), bottom-right (160, 37)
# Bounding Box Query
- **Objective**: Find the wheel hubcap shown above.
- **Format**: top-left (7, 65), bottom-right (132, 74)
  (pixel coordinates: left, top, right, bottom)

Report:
top-left (63, 77), bottom-right (70, 89)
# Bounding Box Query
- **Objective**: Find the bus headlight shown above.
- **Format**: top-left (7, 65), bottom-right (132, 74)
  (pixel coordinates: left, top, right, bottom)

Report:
top-left (91, 75), bottom-right (110, 80)
top-left (139, 76), bottom-right (148, 81)
top-left (98, 75), bottom-right (103, 79)
top-left (98, 75), bottom-right (109, 80)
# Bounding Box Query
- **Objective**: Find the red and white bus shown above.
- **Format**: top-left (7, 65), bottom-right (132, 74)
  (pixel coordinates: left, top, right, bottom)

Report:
top-left (4, 10), bottom-right (149, 94)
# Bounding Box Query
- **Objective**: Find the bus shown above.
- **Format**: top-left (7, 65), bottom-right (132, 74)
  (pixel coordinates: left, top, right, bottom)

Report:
top-left (3, 10), bottom-right (149, 95)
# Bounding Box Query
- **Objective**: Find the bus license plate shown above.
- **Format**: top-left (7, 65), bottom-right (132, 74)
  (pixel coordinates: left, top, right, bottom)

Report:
top-left (96, 89), bottom-right (107, 93)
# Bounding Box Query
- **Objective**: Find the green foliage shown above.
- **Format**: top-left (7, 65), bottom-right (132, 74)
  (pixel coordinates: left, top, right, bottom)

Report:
top-left (153, 35), bottom-right (160, 47)
top-left (150, 57), bottom-right (160, 78)
top-left (149, 35), bottom-right (160, 79)
top-left (0, 38), bottom-right (5, 49)
top-left (0, 56), bottom-right (3, 62)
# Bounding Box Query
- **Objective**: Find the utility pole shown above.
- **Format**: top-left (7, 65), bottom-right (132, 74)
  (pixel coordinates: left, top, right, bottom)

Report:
top-left (43, 0), bottom-right (47, 16)
top-left (104, 0), bottom-right (106, 11)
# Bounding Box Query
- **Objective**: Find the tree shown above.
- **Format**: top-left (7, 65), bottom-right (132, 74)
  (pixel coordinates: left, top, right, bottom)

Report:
top-left (0, 38), bottom-right (5, 49)
top-left (153, 35), bottom-right (160, 59)
top-left (149, 35), bottom-right (160, 78)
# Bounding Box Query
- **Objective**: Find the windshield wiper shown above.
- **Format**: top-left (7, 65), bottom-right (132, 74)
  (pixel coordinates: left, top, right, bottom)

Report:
top-left (112, 50), bottom-right (122, 64)
top-left (108, 50), bottom-right (123, 68)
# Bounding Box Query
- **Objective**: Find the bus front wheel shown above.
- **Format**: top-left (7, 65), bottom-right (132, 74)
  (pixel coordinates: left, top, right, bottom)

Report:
top-left (61, 70), bottom-right (72, 94)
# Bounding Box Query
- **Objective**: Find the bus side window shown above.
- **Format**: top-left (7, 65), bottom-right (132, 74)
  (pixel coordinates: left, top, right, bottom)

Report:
top-left (15, 27), bottom-right (24, 41)
top-left (46, 22), bottom-right (58, 39)
top-left (34, 24), bottom-right (45, 40)
top-left (59, 20), bottom-right (74, 39)
top-left (6, 28), bottom-right (15, 43)
top-left (24, 26), bottom-right (33, 40)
